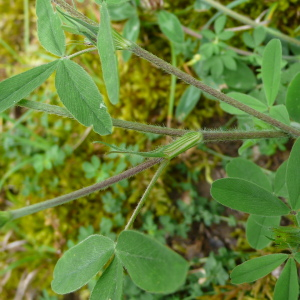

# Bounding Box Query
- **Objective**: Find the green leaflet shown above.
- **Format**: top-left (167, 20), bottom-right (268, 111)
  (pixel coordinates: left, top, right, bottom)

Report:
top-left (220, 92), bottom-right (267, 115)
top-left (36, 0), bottom-right (66, 56)
top-left (211, 178), bottom-right (290, 216)
top-left (108, 2), bottom-right (136, 21)
top-left (55, 59), bottom-right (113, 136)
top-left (97, 1), bottom-right (120, 105)
top-left (286, 138), bottom-right (300, 209)
top-left (90, 257), bottom-right (123, 300)
top-left (214, 15), bottom-right (227, 34)
top-left (246, 215), bottom-right (280, 250)
top-left (115, 230), bottom-right (188, 293)
top-left (253, 26), bottom-right (266, 47)
top-left (274, 160), bottom-right (288, 198)
top-left (273, 259), bottom-right (299, 300)
top-left (157, 10), bottom-right (184, 44)
top-left (262, 39), bottom-right (282, 106)
top-left (56, 7), bottom-right (98, 45)
top-left (230, 254), bottom-right (288, 284)
top-left (269, 105), bottom-right (290, 125)
top-left (52, 235), bottom-right (115, 294)
top-left (122, 15), bottom-right (140, 62)
top-left (175, 85), bottom-right (202, 122)
top-left (0, 60), bottom-right (59, 113)
top-left (286, 73), bottom-right (300, 122)
top-left (226, 158), bottom-right (272, 192)
top-left (293, 252), bottom-right (300, 264)
top-left (223, 61), bottom-right (257, 91)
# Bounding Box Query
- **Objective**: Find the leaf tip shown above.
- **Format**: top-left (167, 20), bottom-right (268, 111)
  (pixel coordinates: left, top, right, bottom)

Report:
top-left (0, 211), bottom-right (13, 228)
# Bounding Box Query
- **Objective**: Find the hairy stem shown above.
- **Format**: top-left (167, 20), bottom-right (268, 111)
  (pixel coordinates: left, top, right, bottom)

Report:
top-left (51, 0), bottom-right (97, 26)
top-left (51, 0), bottom-right (300, 137)
top-left (202, 130), bottom-right (288, 141)
top-left (10, 158), bottom-right (163, 221)
top-left (66, 47), bottom-right (97, 59)
top-left (17, 100), bottom-right (186, 136)
top-left (130, 44), bottom-right (300, 137)
top-left (167, 42), bottom-right (177, 127)
top-left (17, 100), bottom-right (289, 140)
top-left (125, 160), bottom-right (169, 230)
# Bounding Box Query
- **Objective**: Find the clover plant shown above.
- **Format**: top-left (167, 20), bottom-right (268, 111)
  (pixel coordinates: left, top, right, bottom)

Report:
top-left (1, 0), bottom-right (300, 299)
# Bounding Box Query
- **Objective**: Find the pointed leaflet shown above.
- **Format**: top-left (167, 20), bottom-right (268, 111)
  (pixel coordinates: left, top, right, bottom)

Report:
top-left (157, 10), bottom-right (184, 44)
top-left (90, 257), bottom-right (123, 300)
top-left (214, 15), bottom-right (227, 34)
top-left (269, 105), bottom-right (290, 125)
top-left (273, 258), bottom-right (299, 300)
top-left (230, 254), bottom-right (288, 284)
top-left (52, 235), bottom-right (114, 294)
top-left (0, 60), bottom-right (59, 113)
top-left (175, 85), bottom-right (202, 122)
top-left (224, 61), bottom-right (257, 91)
top-left (211, 178), bottom-right (290, 216)
top-left (246, 215), bottom-right (280, 250)
top-left (274, 160), bottom-right (288, 198)
top-left (55, 59), bottom-right (112, 136)
top-left (36, 0), bottom-right (66, 56)
top-left (286, 138), bottom-right (300, 209)
top-left (97, 1), bottom-right (120, 104)
top-left (294, 252), bottom-right (300, 264)
top-left (122, 15), bottom-right (140, 62)
top-left (220, 92), bottom-right (267, 115)
top-left (286, 73), bottom-right (300, 122)
top-left (116, 230), bottom-right (188, 293)
top-left (226, 158), bottom-right (272, 192)
top-left (262, 39), bottom-right (282, 106)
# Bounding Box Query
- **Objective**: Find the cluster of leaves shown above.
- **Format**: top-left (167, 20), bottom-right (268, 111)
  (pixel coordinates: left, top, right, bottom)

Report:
top-left (211, 139), bottom-right (300, 299)
top-left (52, 231), bottom-right (188, 298)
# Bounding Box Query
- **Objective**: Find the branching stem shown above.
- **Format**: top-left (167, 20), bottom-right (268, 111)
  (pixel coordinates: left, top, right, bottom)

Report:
top-left (10, 158), bottom-right (163, 221)
top-left (130, 44), bottom-right (300, 137)
top-left (17, 100), bottom-right (290, 140)
top-left (125, 160), bottom-right (169, 230)
top-left (66, 47), bottom-right (97, 59)
top-left (51, 0), bottom-right (300, 138)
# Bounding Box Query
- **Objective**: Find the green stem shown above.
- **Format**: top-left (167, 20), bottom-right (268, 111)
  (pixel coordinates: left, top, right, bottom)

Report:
top-left (52, 0), bottom-right (98, 26)
top-left (24, 0), bottom-right (30, 53)
top-left (66, 47), bottom-right (97, 59)
top-left (202, 130), bottom-right (288, 141)
top-left (125, 160), bottom-right (169, 230)
top-left (17, 100), bottom-right (290, 140)
top-left (167, 43), bottom-right (177, 127)
top-left (130, 44), bottom-right (300, 137)
top-left (202, 0), bottom-right (249, 29)
top-left (9, 158), bottom-right (163, 221)
top-left (17, 100), bottom-right (187, 136)
top-left (52, 0), bottom-right (300, 137)
top-left (202, 0), bottom-right (300, 47)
